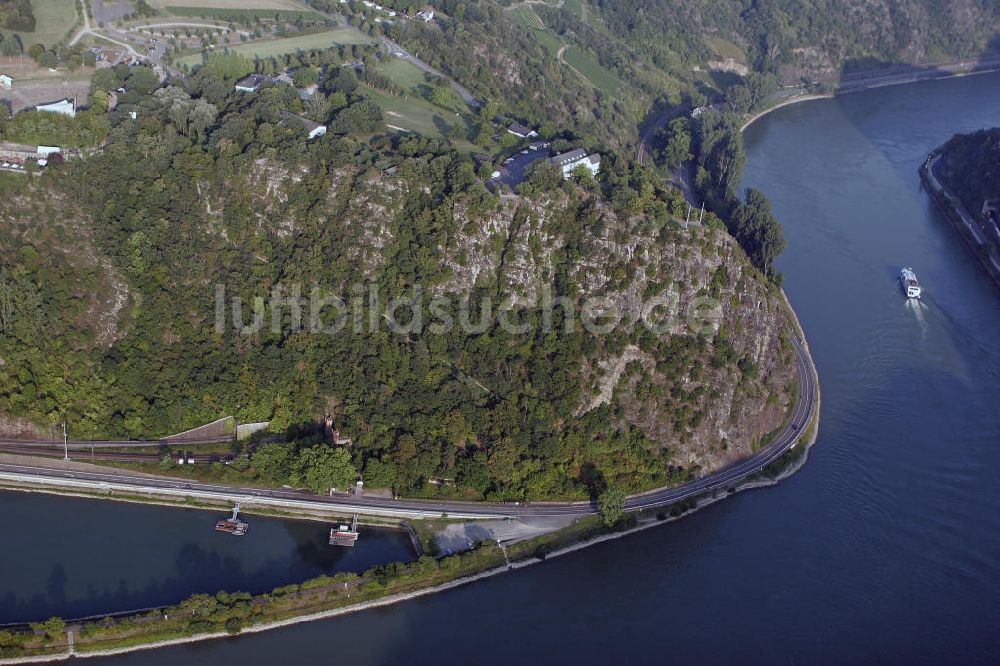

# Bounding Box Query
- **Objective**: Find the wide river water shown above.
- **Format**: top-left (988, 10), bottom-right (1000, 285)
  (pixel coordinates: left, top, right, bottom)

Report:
top-left (7, 71), bottom-right (1000, 662)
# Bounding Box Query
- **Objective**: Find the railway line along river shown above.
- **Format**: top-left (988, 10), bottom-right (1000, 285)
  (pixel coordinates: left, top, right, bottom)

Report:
top-left (4, 70), bottom-right (1000, 662)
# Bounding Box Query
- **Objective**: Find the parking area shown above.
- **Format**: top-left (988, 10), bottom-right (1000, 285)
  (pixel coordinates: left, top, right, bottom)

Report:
top-left (490, 147), bottom-right (551, 189)
top-left (93, 0), bottom-right (135, 26)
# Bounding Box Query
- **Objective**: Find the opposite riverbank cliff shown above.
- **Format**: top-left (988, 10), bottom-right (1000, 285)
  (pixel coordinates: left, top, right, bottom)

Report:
top-left (920, 130), bottom-right (1000, 293)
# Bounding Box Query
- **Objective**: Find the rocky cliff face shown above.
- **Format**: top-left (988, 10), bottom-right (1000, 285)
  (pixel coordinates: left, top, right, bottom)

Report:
top-left (0, 152), bottom-right (797, 488)
top-left (937, 128), bottom-right (1000, 218)
top-left (193, 158), bottom-right (797, 477)
top-left (435, 188), bottom-right (796, 473)
top-left (303, 168), bottom-right (798, 477)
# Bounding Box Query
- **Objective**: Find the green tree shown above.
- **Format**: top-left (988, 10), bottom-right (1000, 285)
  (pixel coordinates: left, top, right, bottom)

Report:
top-left (31, 617), bottom-right (65, 640)
top-left (728, 187), bottom-right (787, 280)
top-left (328, 99), bottom-right (382, 134)
top-left (37, 51), bottom-right (57, 69)
top-left (291, 445), bottom-right (357, 493)
top-left (251, 442), bottom-right (293, 483)
top-left (598, 486), bottom-right (626, 526)
top-left (126, 67), bottom-right (160, 96)
top-left (660, 117), bottom-right (692, 167)
top-left (430, 84), bottom-right (455, 108)
top-left (363, 457), bottom-right (397, 488)
top-left (292, 66), bottom-right (319, 88)
top-left (180, 594), bottom-right (219, 618)
top-left (0, 33), bottom-right (22, 56)
top-left (696, 112), bottom-right (745, 206)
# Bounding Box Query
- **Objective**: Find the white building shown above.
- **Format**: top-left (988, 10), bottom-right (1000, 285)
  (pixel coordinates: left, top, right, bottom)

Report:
top-left (507, 122), bottom-right (538, 139)
top-left (0, 74), bottom-right (12, 89)
top-left (234, 74), bottom-right (269, 93)
top-left (416, 6), bottom-right (434, 21)
top-left (550, 148), bottom-right (601, 179)
top-left (280, 111), bottom-right (327, 140)
top-left (35, 99), bottom-right (76, 118)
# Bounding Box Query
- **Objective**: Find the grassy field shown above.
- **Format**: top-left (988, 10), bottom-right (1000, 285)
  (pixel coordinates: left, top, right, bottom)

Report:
top-left (532, 27), bottom-right (561, 56)
top-left (365, 88), bottom-right (477, 152)
top-left (374, 58), bottom-right (468, 114)
top-left (176, 28), bottom-right (373, 66)
top-left (0, 0), bottom-right (79, 49)
top-left (377, 57), bottom-right (430, 93)
top-left (164, 5), bottom-right (328, 21)
top-left (156, 0), bottom-right (308, 9)
top-left (564, 46), bottom-right (623, 96)
top-left (705, 36), bottom-right (747, 63)
top-left (562, 0), bottom-right (585, 19)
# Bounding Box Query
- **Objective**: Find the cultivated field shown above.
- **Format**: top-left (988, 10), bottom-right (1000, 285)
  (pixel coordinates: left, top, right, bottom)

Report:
top-left (0, 0), bottom-right (79, 49)
top-left (564, 46), bottom-right (622, 96)
top-left (512, 6), bottom-right (544, 30)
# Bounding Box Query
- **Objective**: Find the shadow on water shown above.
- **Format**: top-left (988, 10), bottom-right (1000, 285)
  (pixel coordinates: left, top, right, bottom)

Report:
top-left (0, 493), bottom-right (414, 625)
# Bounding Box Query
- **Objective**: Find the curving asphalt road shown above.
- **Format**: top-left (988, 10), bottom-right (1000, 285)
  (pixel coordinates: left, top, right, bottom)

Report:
top-left (381, 36), bottom-right (481, 109)
top-left (0, 337), bottom-right (817, 520)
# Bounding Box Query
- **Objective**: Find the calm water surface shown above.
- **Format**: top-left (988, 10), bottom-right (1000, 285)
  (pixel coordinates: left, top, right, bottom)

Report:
top-left (0, 492), bottom-right (413, 624)
top-left (12, 71), bottom-right (1000, 662)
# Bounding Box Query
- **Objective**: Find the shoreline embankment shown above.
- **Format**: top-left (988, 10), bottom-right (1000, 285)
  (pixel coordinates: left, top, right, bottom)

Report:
top-left (919, 154), bottom-right (1000, 293)
top-left (741, 60), bottom-right (1000, 132)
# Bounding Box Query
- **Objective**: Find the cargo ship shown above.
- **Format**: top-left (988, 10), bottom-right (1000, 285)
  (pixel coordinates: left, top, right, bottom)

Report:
top-left (900, 267), bottom-right (922, 299)
top-left (215, 504), bottom-right (249, 536)
top-left (329, 514), bottom-right (359, 547)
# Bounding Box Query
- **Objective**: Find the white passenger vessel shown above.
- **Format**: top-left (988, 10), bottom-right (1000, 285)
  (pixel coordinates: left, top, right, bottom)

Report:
top-left (900, 267), bottom-right (922, 299)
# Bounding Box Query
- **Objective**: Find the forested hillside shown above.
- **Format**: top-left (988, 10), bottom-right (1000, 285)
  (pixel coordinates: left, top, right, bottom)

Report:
top-left (937, 128), bottom-right (1000, 218)
top-left (370, 0), bottom-right (999, 145)
top-left (0, 62), bottom-right (797, 501)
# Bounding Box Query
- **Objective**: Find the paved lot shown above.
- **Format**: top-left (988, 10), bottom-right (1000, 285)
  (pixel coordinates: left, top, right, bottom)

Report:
top-left (434, 515), bottom-right (576, 553)
top-left (490, 148), bottom-right (551, 189)
top-left (93, 0), bottom-right (133, 25)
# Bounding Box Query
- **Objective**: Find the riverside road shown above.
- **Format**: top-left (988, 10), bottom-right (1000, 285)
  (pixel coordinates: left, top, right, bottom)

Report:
top-left (0, 337), bottom-right (817, 521)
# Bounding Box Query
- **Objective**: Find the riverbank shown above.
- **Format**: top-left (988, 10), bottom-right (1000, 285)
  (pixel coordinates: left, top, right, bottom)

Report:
top-left (919, 152), bottom-right (1000, 293)
top-left (0, 308), bottom-right (822, 660)
top-left (740, 59), bottom-right (1000, 133)
top-left (0, 472), bottom-right (402, 528)
top-left (0, 321), bottom-right (821, 662)
top-left (0, 414), bottom-right (821, 664)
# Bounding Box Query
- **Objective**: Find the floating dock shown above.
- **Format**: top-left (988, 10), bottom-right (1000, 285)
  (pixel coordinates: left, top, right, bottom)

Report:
top-left (330, 514), bottom-right (359, 547)
top-left (215, 504), bottom-right (249, 536)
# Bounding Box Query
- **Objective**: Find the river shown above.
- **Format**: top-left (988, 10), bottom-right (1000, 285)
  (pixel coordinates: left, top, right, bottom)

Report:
top-left (0, 492), bottom-right (413, 625)
top-left (9, 71), bottom-right (1000, 662)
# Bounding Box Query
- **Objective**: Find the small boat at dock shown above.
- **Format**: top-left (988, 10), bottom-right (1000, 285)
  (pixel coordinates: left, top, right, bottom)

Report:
top-left (329, 514), bottom-right (359, 547)
top-left (215, 504), bottom-right (249, 536)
